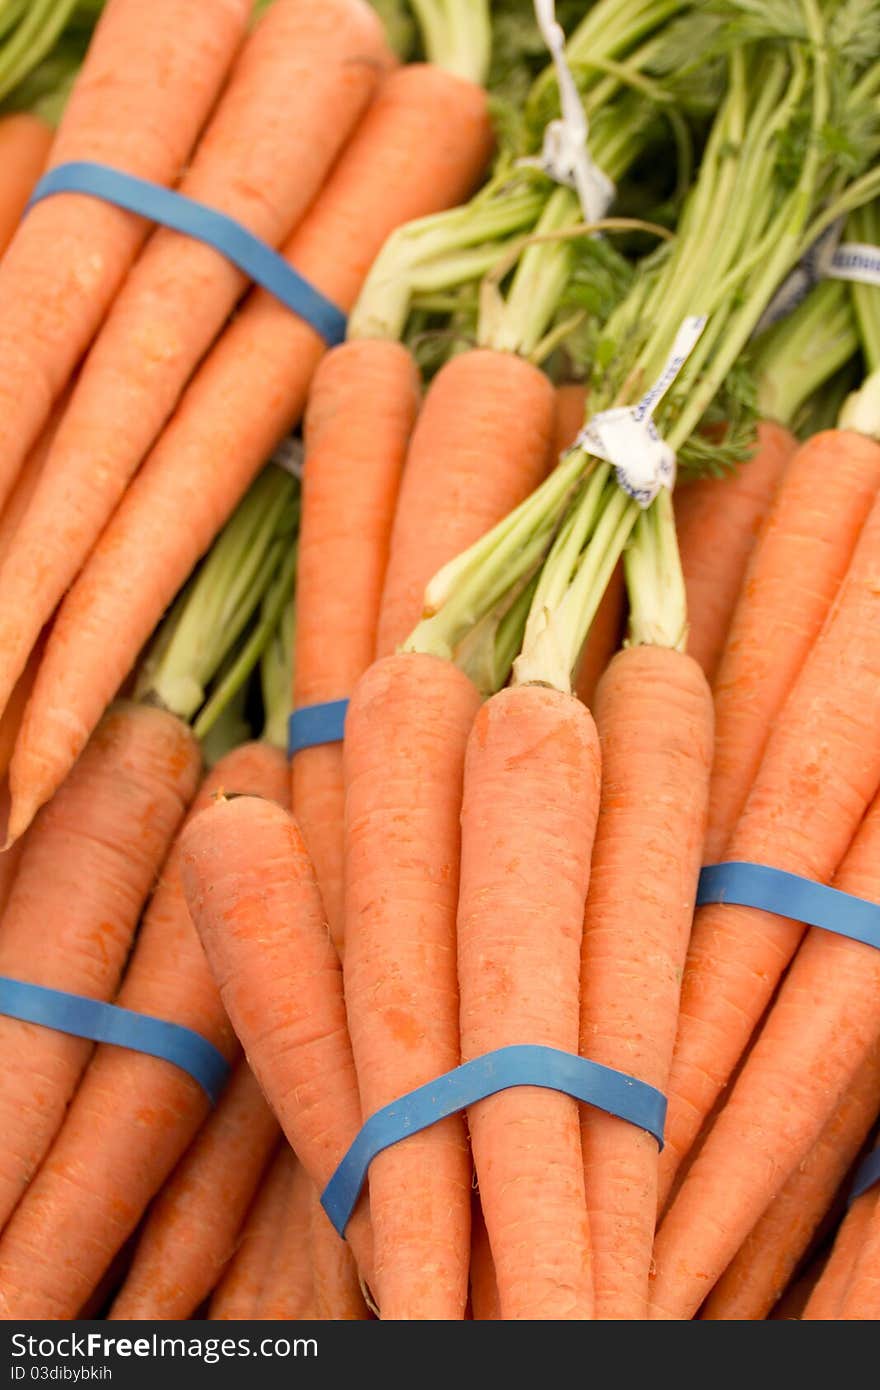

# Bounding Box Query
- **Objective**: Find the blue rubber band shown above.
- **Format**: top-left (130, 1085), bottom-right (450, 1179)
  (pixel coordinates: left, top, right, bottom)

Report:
top-left (697, 862), bottom-right (880, 952)
top-left (26, 162), bottom-right (347, 348)
top-left (288, 699), bottom-right (349, 756)
top-left (849, 1148), bottom-right (880, 1204)
top-left (0, 977), bottom-right (229, 1104)
top-left (321, 1044), bottom-right (666, 1236)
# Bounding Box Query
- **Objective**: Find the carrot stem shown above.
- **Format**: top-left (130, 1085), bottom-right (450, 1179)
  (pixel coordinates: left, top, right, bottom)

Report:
top-left (753, 280), bottom-right (858, 427)
top-left (408, 0), bottom-right (490, 86)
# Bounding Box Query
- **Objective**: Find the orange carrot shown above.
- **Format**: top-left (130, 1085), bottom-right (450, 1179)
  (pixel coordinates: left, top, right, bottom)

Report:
top-left (573, 564), bottom-right (625, 710)
top-left (310, 1186), bottom-right (369, 1320)
top-left (0, 0), bottom-right (251, 509)
top-left (0, 639), bottom-right (43, 785)
top-left (553, 381), bottom-right (587, 459)
top-left (0, 741), bottom-right (286, 1319)
top-left (181, 795), bottom-right (374, 1289)
top-left (258, 1158), bottom-right (317, 1320)
top-left (836, 1150), bottom-right (880, 1318)
top-left (343, 653), bottom-right (481, 1318)
top-left (8, 64), bottom-right (493, 841)
top-left (674, 421), bottom-right (795, 684)
top-left (209, 1143), bottom-right (292, 1321)
top-left (109, 1059), bottom-right (279, 1320)
top-left (457, 685), bottom-right (600, 1319)
top-left (656, 485), bottom-right (880, 1219)
top-left (0, 784), bottom-right (24, 921)
top-left (705, 429), bottom-right (880, 862)
top-left (702, 1043), bottom-right (880, 1320)
top-left (0, 1), bottom-right (391, 725)
top-left (375, 351), bottom-right (555, 656)
top-left (652, 654), bottom-right (880, 1317)
top-left (292, 339), bottom-right (420, 952)
top-left (0, 703), bottom-right (199, 1240)
top-left (470, 1199), bottom-right (501, 1321)
top-left (0, 113), bottom-right (53, 258)
top-left (0, 390), bottom-right (71, 564)
top-left (803, 1152), bottom-right (880, 1320)
top-left (579, 647), bottom-right (712, 1320)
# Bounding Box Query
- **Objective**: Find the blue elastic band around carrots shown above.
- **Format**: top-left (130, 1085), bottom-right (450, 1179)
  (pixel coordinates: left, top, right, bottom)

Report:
top-left (288, 698), bottom-right (349, 756)
top-left (0, 977), bottom-right (230, 1104)
top-left (26, 161), bottom-right (347, 347)
top-left (850, 1147), bottom-right (880, 1205)
top-left (321, 1045), bottom-right (666, 1237)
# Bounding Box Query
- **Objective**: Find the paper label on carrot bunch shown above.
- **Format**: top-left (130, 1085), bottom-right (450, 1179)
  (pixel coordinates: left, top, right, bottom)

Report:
top-left (519, 0), bottom-right (616, 224)
top-left (576, 314), bottom-right (707, 507)
top-left (826, 241), bottom-right (880, 288)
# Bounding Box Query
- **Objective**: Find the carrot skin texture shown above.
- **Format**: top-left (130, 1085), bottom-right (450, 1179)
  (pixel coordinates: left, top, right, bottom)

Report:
top-left (657, 486), bottom-right (880, 1220)
top-left (705, 428), bottom-right (880, 862)
top-left (293, 339), bottom-right (420, 953)
top-left (702, 1042), bottom-right (880, 1320)
top-left (9, 65), bottom-right (493, 842)
top-left (258, 1158), bottom-right (317, 1320)
top-left (470, 1199), bottom-right (501, 1321)
top-left (344, 653), bottom-right (481, 1319)
top-left (802, 1164), bottom-right (880, 1320)
top-left (0, 113), bottom-right (53, 258)
top-left (580, 648), bottom-right (712, 1319)
top-left (0, 1), bottom-right (391, 723)
top-left (675, 421), bottom-right (795, 685)
top-left (209, 1143), bottom-right (292, 1321)
top-left (0, 0), bottom-right (251, 508)
top-left (310, 1185), bottom-right (369, 1320)
top-left (110, 1059), bottom-right (279, 1320)
top-left (375, 350), bottom-right (555, 656)
top-left (0, 742), bottom-right (286, 1319)
top-left (652, 666), bottom-right (880, 1317)
top-left (0, 703), bottom-right (199, 1241)
top-left (181, 796), bottom-right (374, 1288)
top-left (458, 686), bottom-right (600, 1319)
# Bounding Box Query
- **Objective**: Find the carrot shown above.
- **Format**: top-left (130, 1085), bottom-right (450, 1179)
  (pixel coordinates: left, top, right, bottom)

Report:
top-left (656, 483), bottom-right (880, 1219)
top-left (0, 741), bottom-right (286, 1319)
top-left (651, 591), bottom-right (880, 1318)
top-left (310, 1186), bottom-right (369, 1320)
top-left (0, 640), bottom-right (43, 786)
top-left (343, 653), bottom-right (481, 1318)
top-left (0, 783), bottom-right (23, 921)
top-left (803, 1158), bottom-right (880, 1320)
top-left (209, 1143), bottom-right (292, 1321)
top-left (573, 564), bottom-right (625, 710)
top-left (553, 381), bottom-right (587, 458)
top-left (0, 0), bottom-right (251, 509)
top-left (292, 338), bottom-right (420, 952)
top-left (0, 389), bottom-right (70, 563)
top-left (109, 1059), bottom-right (279, 1320)
top-left (8, 63), bottom-right (493, 841)
top-left (674, 420), bottom-right (795, 685)
top-left (702, 1042), bottom-right (880, 1320)
top-left (258, 1157), bottom-right (316, 1321)
top-left (375, 350), bottom-right (556, 656)
top-left (579, 647), bottom-right (713, 1319)
top-left (0, 702), bottom-right (199, 1240)
top-left (181, 795), bottom-right (375, 1289)
top-left (470, 1199), bottom-right (501, 1321)
top-left (836, 1151), bottom-right (880, 1318)
top-left (0, 112), bottom-right (53, 259)
top-left (704, 429), bottom-right (880, 862)
top-left (771, 1258), bottom-right (827, 1320)
top-left (0, 0), bottom-right (391, 726)
top-left (457, 684), bottom-right (600, 1319)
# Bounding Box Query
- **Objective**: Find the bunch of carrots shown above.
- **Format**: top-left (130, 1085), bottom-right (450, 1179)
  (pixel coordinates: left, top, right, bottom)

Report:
top-left (2, 0), bottom-right (880, 1323)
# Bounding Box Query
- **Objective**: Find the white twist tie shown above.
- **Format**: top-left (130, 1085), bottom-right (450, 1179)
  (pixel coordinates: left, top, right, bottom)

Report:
top-left (519, 0), bottom-right (616, 224)
top-left (825, 238), bottom-right (880, 288)
top-left (576, 315), bottom-right (707, 507)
